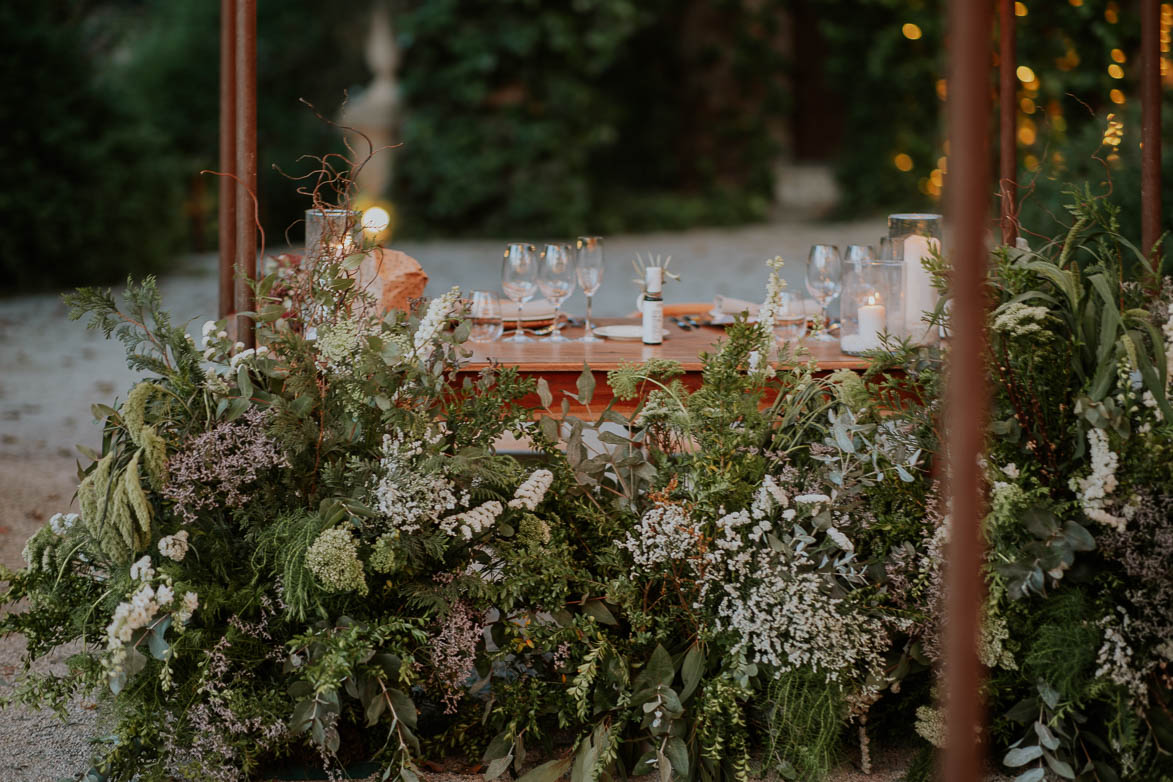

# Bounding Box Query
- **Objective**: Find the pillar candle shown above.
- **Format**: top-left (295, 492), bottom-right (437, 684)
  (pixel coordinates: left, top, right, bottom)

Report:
top-left (903, 234), bottom-right (940, 338)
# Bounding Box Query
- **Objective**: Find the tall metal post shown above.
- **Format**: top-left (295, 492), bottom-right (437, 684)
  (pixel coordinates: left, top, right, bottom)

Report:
top-left (999, 0), bottom-right (1017, 246)
top-left (944, 1), bottom-right (994, 781)
top-left (234, 0), bottom-right (258, 348)
top-left (1141, 0), bottom-right (1163, 269)
top-left (218, 0), bottom-right (237, 320)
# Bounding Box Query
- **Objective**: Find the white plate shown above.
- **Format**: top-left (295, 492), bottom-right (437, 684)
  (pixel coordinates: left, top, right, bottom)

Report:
top-left (593, 325), bottom-right (669, 341)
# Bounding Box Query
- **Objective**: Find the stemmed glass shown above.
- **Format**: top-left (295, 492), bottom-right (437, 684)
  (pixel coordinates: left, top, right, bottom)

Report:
top-left (538, 242), bottom-right (576, 343)
top-left (575, 236), bottom-right (604, 342)
top-left (501, 242), bottom-right (537, 343)
top-left (467, 291), bottom-right (504, 343)
top-left (805, 244), bottom-right (843, 341)
top-left (844, 244), bottom-right (876, 269)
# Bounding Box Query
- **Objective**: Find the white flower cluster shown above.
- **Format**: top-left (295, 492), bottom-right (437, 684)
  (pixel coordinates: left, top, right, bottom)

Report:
top-left (709, 550), bottom-right (886, 679)
top-left (316, 320), bottom-right (364, 371)
top-left (991, 302), bottom-right (1050, 336)
top-left (508, 469), bottom-right (554, 511)
top-left (200, 320), bottom-right (229, 360)
top-left (750, 474), bottom-right (789, 519)
top-left (440, 500), bottom-right (504, 540)
top-left (373, 432), bottom-right (462, 533)
top-left (49, 512), bottom-right (79, 536)
top-left (1095, 608), bottom-right (1150, 703)
top-left (1070, 428), bottom-right (1125, 531)
top-left (104, 556), bottom-right (198, 681)
top-left (413, 287), bottom-right (461, 358)
top-left (620, 503), bottom-right (699, 566)
top-left (1163, 309), bottom-right (1173, 372)
top-left (757, 256), bottom-right (788, 334)
top-left (229, 343), bottom-right (269, 369)
top-left (130, 554), bottom-right (155, 582)
top-left (157, 530), bottom-right (190, 562)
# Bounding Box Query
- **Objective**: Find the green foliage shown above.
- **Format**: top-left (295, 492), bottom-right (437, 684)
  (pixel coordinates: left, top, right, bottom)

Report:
top-left (393, 0), bottom-right (787, 236)
top-left (0, 0), bottom-right (185, 292)
top-left (756, 670), bottom-right (844, 780)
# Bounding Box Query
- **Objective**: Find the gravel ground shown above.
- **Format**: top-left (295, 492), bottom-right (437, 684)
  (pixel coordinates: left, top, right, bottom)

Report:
top-left (1, 221), bottom-right (1015, 781)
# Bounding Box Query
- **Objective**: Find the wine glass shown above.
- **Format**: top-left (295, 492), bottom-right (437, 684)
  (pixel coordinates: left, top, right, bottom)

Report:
top-left (501, 242), bottom-right (537, 343)
top-left (805, 244), bottom-right (843, 341)
top-left (844, 244), bottom-right (876, 269)
top-left (575, 236), bottom-right (604, 342)
top-left (467, 291), bottom-right (504, 343)
top-left (538, 242), bottom-right (576, 342)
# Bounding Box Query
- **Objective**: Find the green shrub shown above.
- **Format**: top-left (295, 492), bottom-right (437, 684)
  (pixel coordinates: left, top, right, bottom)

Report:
top-left (0, 1), bottom-right (185, 292)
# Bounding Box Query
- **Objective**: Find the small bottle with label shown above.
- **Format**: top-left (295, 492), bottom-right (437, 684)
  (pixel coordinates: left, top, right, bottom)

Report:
top-left (641, 266), bottom-right (664, 345)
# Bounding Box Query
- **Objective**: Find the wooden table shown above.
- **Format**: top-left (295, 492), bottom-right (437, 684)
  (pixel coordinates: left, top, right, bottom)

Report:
top-left (460, 318), bottom-right (869, 416)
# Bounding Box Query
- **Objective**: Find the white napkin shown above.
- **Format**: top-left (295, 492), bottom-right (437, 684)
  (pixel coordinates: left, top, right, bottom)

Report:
top-left (711, 295), bottom-right (820, 318)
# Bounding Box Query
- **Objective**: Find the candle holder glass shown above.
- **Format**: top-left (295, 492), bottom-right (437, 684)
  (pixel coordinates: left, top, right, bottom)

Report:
top-left (306, 208), bottom-right (362, 264)
top-left (888, 212), bottom-right (943, 343)
top-left (839, 260), bottom-right (904, 355)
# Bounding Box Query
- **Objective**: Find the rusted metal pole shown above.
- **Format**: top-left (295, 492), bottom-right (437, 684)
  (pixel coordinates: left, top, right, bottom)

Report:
top-left (944, 0), bottom-right (993, 780)
top-left (1142, 0), bottom-right (1162, 268)
top-left (218, 0), bottom-right (237, 320)
top-left (999, 0), bottom-right (1017, 247)
top-left (234, 0), bottom-right (258, 348)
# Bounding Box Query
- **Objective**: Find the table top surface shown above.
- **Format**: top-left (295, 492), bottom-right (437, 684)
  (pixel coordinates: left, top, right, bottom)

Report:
top-left (462, 318), bottom-right (869, 372)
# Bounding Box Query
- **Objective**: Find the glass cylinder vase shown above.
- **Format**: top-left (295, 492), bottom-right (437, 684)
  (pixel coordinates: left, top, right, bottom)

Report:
top-left (839, 260), bottom-right (904, 355)
top-left (888, 213), bottom-right (943, 343)
top-left (305, 208), bottom-right (362, 264)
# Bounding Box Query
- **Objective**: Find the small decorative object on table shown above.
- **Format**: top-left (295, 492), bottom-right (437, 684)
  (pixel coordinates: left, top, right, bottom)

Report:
top-left (306, 208), bottom-right (361, 262)
top-left (839, 259), bottom-right (904, 355)
top-left (888, 213), bottom-right (942, 343)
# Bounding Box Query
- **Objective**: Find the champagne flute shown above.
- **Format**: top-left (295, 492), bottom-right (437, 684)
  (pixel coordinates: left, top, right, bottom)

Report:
top-left (805, 244), bottom-right (843, 341)
top-left (467, 291), bottom-right (504, 342)
top-left (538, 242), bottom-right (576, 343)
top-left (575, 236), bottom-right (604, 342)
top-left (501, 242), bottom-right (537, 343)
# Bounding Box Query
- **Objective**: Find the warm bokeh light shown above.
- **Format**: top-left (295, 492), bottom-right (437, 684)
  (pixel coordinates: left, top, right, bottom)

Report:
top-left (1111, 48), bottom-right (1126, 63)
top-left (902, 23), bottom-right (922, 40)
top-left (1016, 65), bottom-right (1036, 83)
top-left (929, 169), bottom-right (944, 188)
top-left (1018, 124), bottom-right (1037, 146)
top-left (1020, 97), bottom-right (1037, 114)
top-left (1069, 0), bottom-right (1083, 6)
top-left (1110, 88), bottom-right (1126, 104)
top-left (936, 78), bottom-right (947, 100)
top-left (893, 153), bottom-right (914, 172)
top-left (1108, 64), bottom-right (1124, 79)
top-left (1015, 2), bottom-right (1028, 16)
top-left (1105, 3), bottom-right (1119, 23)
top-left (937, 155), bottom-right (948, 173)
top-left (1024, 154), bottom-right (1040, 171)
top-left (361, 206), bottom-right (391, 234)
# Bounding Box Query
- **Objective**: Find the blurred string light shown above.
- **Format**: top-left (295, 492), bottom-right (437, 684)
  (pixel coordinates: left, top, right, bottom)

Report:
top-left (893, 153), bottom-right (914, 172)
top-left (1016, 65), bottom-right (1037, 83)
top-left (902, 22), bottom-right (922, 40)
top-left (1069, 0), bottom-right (1083, 6)
top-left (1108, 63), bottom-right (1125, 78)
top-left (1020, 97), bottom-right (1036, 114)
top-left (1110, 88), bottom-right (1126, 104)
top-left (1105, 2), bottom-right (1118, 23)
top-left (1163, 3), bottom-right (1172, 84)
top-left (1015, 2), bottom-right (1028, 16)
top-left (1110, 48), bottom-right (1126, 63)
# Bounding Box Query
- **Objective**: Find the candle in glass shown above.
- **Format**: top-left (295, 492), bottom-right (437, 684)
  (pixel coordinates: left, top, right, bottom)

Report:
top-left (857, 293), bottom-right (886, 348)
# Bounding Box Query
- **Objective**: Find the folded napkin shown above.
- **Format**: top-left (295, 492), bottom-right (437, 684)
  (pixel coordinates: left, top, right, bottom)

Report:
top-left (512, 300), bottom-right (557, 320)
top-left (712, 295), bottom-right (820, 318)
